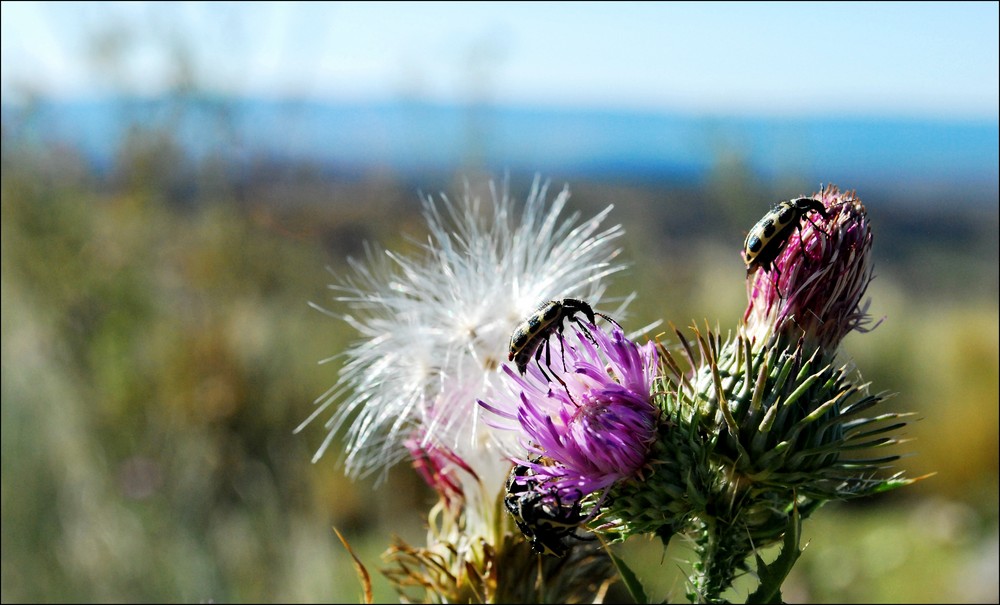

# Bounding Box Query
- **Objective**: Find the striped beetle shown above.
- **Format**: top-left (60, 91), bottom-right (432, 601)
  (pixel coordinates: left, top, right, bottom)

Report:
top-left (504, 460), bottom-right (586, 557)
top-left (743, 197), bottom-right (829, 276)
top-left (508, 298), bottom-right (619, 382)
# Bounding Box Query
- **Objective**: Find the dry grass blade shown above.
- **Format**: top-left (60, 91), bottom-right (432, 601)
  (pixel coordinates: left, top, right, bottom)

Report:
top-left (334, 527), bottom-right (374, 604)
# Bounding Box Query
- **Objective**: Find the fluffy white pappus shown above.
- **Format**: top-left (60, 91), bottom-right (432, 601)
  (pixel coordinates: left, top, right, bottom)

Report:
top-left (298, 176), bottom-right (629, 481)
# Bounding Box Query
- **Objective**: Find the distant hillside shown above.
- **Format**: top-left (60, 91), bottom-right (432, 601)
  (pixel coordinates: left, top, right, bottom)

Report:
top-left (3, 97), bottom-right (997, 206)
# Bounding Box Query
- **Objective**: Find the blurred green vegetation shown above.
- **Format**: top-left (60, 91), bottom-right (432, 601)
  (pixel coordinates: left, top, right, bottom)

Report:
top-left (2, 115), bottom-right (997, 604)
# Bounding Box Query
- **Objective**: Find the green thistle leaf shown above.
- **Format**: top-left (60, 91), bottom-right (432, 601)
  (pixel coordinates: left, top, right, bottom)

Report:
top-left (746, 503), bottom-right (802, 604)
top-left (605, 545), bottom-right (650, 605)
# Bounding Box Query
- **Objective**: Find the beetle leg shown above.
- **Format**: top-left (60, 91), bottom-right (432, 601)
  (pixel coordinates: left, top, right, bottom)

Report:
top-left (595, 312), bottom-right (621, 330)
top-left (533, 336), bottom-right (577, 405)
top-left (535, 339), bottom-right (554, 383)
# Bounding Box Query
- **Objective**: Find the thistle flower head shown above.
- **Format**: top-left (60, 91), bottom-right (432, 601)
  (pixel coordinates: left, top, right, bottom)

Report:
top-left (482, 322), bottom-right (659, 499)
top-left (615, 321), bottom-right (921, 602)
top-left (743, 185), bottom-right (876, 353)
top-left (298, 177), bottom-right (627, 486)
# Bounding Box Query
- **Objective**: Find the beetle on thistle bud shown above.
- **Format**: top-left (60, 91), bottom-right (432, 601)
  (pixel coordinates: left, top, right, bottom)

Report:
top-left (743, 197), bottom-right (829, 276)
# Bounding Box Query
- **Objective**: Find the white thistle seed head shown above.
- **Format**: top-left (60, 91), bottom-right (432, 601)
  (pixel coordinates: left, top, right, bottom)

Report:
top-left (298, 177), bottom-right (629, 485)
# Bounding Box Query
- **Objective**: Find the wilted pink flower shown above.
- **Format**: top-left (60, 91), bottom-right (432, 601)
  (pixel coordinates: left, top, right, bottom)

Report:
top-left (406, 433), bottom-right (478, 512)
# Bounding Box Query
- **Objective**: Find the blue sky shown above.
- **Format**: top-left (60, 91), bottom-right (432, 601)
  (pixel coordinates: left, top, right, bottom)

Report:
top-left (2, 1), bottom-right (998, 119)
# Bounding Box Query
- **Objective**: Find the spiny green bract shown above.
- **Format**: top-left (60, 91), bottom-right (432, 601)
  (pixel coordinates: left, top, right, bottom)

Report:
top-left (589, 325), bottom-right (914, 550)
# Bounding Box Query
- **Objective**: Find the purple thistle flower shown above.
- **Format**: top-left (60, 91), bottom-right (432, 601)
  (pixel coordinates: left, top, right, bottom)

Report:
top-left (481, 322), bottom-right (659, 499)
top-left (743, 184), bottom-right (876, 352)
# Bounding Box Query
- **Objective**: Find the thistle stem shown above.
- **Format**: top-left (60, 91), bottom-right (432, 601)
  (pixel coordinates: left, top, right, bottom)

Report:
top-left (689, 516), bottom-right (748, 604)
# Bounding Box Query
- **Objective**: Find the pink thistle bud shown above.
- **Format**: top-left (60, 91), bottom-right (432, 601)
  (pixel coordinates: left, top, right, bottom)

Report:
top-left (743, 185), bottom-right (877, 353)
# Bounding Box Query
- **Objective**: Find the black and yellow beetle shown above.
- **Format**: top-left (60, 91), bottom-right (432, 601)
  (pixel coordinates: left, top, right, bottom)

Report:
top-left (508, 298), bottom-right (619, 379)
top-left (504, 461), bottom-right (586, 557)
top-left (743, 197), bottom-right (829, 275)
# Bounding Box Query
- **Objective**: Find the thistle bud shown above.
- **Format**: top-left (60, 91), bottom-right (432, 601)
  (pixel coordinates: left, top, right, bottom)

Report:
top-left (610, 186), bottom-right (918, 601)
top-left (743, 185), bottom-right (876, 354)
